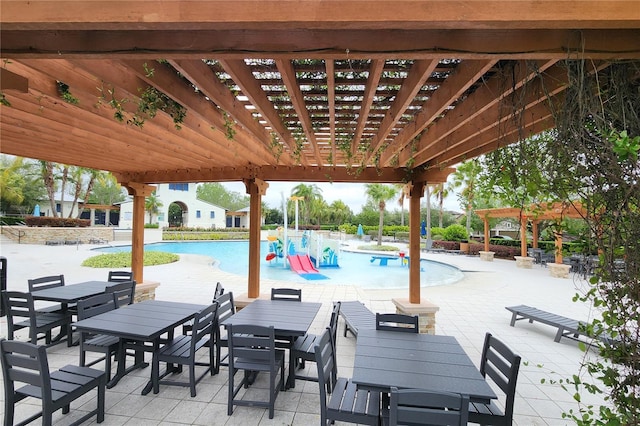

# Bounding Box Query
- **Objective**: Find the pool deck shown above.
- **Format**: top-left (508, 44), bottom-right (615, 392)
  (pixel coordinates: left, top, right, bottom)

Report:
top-left (1, 230), bottom-right (607, 425)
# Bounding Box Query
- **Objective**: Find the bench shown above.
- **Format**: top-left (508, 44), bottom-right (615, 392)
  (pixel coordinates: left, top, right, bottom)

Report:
top-left (339, 301), bottom-right (376, 338)
top-left (370, 256), bottom-right (400, 266)
top-left (45, 239), bottom-right (65, 246)
top-left (505, 305), bottom-right (616, 345)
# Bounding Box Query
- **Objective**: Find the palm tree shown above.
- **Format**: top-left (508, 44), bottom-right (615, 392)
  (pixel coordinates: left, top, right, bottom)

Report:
top-left (0, 157), bottom-right (25, 208)
top-left (395, 183), bottom-right (408, 226)
top-left (145, 192), bottom-right (163, 225)
top-left (290, 183), bottom-right (323, 225)
top-left (431, 183), bottom-right (449, 228)
top-left (39, 160), bottom-right (58, 217)
top-left (328, 200), bottom-right (352, 225)
top-left (450, 159), bottom-right (482, 236)
top-left (365, 183), bottom-right (397, 245)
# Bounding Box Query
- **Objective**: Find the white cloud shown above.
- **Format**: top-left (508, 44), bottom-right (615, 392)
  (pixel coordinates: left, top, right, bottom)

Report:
top-left (221, 181), bottom-right (461, 214)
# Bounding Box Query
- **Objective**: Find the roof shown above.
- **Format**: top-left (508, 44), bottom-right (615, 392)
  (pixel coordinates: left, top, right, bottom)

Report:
top-left (1, 1), bottom-right (639, 186)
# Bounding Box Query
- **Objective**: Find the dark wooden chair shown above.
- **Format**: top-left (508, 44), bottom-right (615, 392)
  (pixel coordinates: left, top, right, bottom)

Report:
top-left (77, 293), bottom-right (121, 383)
top-left (227, 324), bottom-right (285, 419)
top-left (27, 275), bottom-right (66, 314)
top-left (376, 313), bottom-right (419, 333)
top-left (0, 338), bottom-right (106, 426)
top-left (107, 270), bottom-right (134, 283)
top-left (386, 388), bottom-right (469, 425)
top-left (292, 301), bottom-right (341, 383)
top-left (270, 287), bottom-right (302, 301)
top-left (214, 291), bottom-right (235, 371)
top-left (152, 302), bottom-right (217, 397)
top-left (314, 327), bottom-right (380, 425)
top-left (468, 332), bottom-right (521, 425)
top-left (105, 280), bottom-right (136, 307)
top-left (182, 282), bottom-right (223, 335)
top-left (2, 291), bottom-right (70, 346)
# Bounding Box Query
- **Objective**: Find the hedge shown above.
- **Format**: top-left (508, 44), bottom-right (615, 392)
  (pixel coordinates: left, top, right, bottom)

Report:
top-left (24, 216), bottom-right (90, 227)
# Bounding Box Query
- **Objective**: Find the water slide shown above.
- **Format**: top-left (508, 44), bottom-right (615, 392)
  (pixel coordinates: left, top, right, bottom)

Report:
top-left (287, 254), bottom-right (320, 275)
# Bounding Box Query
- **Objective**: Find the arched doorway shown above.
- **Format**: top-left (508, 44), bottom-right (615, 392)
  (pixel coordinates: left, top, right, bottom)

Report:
top-left (168, 201), bottom-right (188, 227)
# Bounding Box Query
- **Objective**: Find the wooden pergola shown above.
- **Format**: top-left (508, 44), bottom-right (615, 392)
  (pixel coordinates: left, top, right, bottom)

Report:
top-left (1, 1), bottom-right (639, 303)
top-left (476, 202), bottom-right (588, 263)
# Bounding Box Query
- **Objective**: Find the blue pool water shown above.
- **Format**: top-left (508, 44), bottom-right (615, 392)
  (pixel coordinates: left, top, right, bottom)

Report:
top-left (98, 241), bottom-right (463, 289)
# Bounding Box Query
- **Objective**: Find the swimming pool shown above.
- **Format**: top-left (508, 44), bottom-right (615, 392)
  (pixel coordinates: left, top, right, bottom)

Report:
top-left (98, 241), bottom-right (463, 289)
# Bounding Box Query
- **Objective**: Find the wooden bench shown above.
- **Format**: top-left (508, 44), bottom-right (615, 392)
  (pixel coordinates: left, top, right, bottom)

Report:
top-left (339, 301), bottom-right (376, 338)
top-left (505, 305), bottom-right (615, 345)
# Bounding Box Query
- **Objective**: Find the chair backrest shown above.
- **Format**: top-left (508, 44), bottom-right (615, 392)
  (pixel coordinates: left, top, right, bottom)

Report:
top-left (0, 338), bottom-right (52, 406)
top-left (105, 280), bottom-right (136, 307)
top-left (329, 302), bottom-right (341, 345)
top-left (216, 291), bottom-right (235, 324)
top-left (191, 302), bottom-right (218, 351)
top-left (479, 332), bottom-right (521, 421)
top-left (107, 271), bottom-right (133, 283)
top-left (228, 324), bottom-right (278, 367)
top-left (27, 275), bottom-right (65, 292)
top-left (213, 282), bottom-right (224, 300)
top-left (2, 291), bottom-right (37, 332)
top-left (314, 327), bottom-right (338, 409)
top-left (270, 287), bottom-right (302, 301)
top-left (77, 293), bottom-right (116, 321)
top-left (376, 313), bottom-right (419, 333)
top-left (389, 387), bottom-right (469, 426)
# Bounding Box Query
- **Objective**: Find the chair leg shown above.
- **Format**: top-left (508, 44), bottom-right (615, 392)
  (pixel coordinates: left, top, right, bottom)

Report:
top-left (227, 368), bottom-right (234, 416)
top-left (104, 351), bottom-right (112, 382)
top-left (4, 397), bottom-right (15, 426)
top-left (97, 376), bottom-right (106, 423)
top-left (190, 363), bottom-right (196, 397)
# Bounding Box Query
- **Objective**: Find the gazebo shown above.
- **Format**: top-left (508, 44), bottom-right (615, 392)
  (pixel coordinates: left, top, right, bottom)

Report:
top-left (1, 1), bottom-right (638, 310)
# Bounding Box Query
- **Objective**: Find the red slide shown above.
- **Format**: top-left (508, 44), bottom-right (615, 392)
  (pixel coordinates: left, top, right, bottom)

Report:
top-left (287, 254), bottom-right (319, 274)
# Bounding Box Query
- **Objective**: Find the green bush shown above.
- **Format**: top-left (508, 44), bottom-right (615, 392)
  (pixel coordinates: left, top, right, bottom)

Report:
top-left (82, 251), bottom-right (179, 268)
top-left (430, 227), bottom-right (446, 237)
top-left (24, 216), bottom-right (90, 227)
top-left (144, 223), bottom-right (159, 228)
top-left (442, 224), bottom-right (468, 241)
top-left (0, 216), bottom-right (26, 225)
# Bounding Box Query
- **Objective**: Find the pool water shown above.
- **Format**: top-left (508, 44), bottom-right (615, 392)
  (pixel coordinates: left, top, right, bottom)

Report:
top-left (98, 241), bottom-right (463, 289)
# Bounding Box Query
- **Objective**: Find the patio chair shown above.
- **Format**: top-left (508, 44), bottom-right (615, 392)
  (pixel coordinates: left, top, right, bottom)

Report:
top-left (27, 275), bottom-right (66, 314)
top-left (107, 270), bottom-right (134, 283)
top-left (0, 338), bottom-right (106, 426)
top-left (227, 324), bottom-right (285, 419)
top-left (387, 388), bottom-right (469, 426)
top-left (315, 327), bottom-right (380, 425)
top-left (152, 302), bottom-right (217, 397)
top-left (292, 301), bottom-right (341, 383)
top-left (105, 280), bottom-right (136, 307)
top-left (182, 282), bottom-right (223, 335)
top-left (77, 292), bottom-right (121, 383)
top-left (376, 313), bottom-right (419, 333)
top-left (270, 287), bottom-right (302, 301)
top-left (468, 332), bottom-right (521, 425)
top-left (214, 291), bottom-right (235, 372)
top-left (2, 291), bottom-right (70, 346)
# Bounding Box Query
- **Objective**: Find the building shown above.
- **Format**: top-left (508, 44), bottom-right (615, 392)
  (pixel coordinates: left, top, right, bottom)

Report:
top-left (118, 183), bottom-right (227, 229)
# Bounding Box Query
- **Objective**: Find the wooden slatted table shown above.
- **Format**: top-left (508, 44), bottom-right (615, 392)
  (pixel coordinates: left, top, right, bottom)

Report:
top-left (221, 299), bottom-right (321, 389)
top-left (352, 329), bottom-right (497, 403)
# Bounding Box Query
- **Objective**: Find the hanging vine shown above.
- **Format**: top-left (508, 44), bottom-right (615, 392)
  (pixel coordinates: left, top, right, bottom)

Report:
top-left (56, 81), bottom-right (79, 105)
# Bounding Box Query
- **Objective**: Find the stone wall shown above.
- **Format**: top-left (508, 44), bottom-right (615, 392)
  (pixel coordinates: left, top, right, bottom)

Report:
top-left (1, 226), bottom-right (114, 245)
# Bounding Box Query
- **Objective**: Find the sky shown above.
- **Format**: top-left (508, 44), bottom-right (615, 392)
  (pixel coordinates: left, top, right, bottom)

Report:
top-left (220, 180), bottom-right (461, 214)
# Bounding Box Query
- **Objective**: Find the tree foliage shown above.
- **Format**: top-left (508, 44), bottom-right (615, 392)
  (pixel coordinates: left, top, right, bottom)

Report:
top-left (196, 182), bottom-right (249, 211)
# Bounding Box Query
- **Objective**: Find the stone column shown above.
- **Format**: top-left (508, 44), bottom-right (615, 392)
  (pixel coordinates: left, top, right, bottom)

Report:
top-left (393, 298), bottom-right (440, 334)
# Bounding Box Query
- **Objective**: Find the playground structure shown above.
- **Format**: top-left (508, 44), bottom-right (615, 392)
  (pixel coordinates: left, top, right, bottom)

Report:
top-left (265, 228), bottom-right (341, 277)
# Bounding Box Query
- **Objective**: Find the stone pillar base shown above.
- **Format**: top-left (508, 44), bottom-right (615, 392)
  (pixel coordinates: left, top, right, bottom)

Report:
top-left (392, 298), bottom-right (440, 334)
top-left (514, 256), bottom-right (534, 269)
top-left (235, 292), bottom-right (269, 311)
top-left (548, 263), bottom-right (571, 279)
top-left (135, 281), bottom-right (160, 302)
top-left (479, 251), bottom-right (495, 262)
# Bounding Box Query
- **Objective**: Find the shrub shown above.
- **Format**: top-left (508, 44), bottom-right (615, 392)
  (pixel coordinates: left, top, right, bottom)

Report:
top-left (82, 251), bottom-right (179, 267)
top-left (442, 224), bottom-right (468, 241)
top-left (430, 227), bottom-right (446, 237)
top-left (24, 216), bottom-right (90, 227)
top-left (0, 216), bottom-right (26, 225)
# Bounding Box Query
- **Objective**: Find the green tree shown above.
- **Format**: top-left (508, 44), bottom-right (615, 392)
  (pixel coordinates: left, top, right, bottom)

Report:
top-left (0, 156), bottom-right (26, 211)
top-left (88, 173), bottom-right (126, 205)
top-left (365, 183), bottom-right (397, 245)
top-left (395, 183), bottom-right (408, 226)
top-left (290, 183), bottom-right (323, 225)
top-left (328, 200), bottom-right (352, 225)
top-left (39, 160), bottom-right (58, 217)
top-left (197, 182), bottom-right (249, 211)
top-left (431, 183), bottom-right (449, 228)
top-left (450, 159), bottom-right (482, 237)
top-left (145, 192), bottom-right (163, 224)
